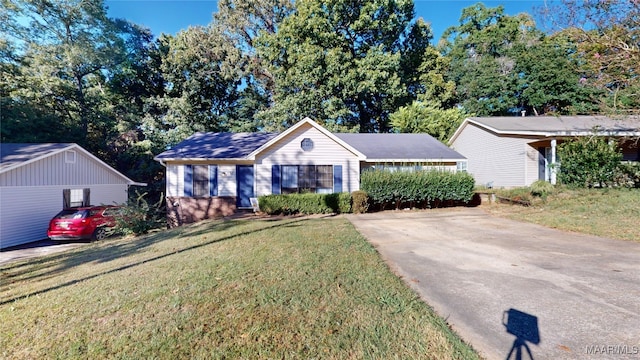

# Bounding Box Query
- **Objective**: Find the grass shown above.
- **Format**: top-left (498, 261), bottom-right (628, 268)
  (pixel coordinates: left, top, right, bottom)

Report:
top-left (486, 187), bottom-right (640, 242)
top-left (0, 216), bottom-right (478, 359)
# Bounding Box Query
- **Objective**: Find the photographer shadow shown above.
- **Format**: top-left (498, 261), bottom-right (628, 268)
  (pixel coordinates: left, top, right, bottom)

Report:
top-left (503, 308), bottom-right (540, 360)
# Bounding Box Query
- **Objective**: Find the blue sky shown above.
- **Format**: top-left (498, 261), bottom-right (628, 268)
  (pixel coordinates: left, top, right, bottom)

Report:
top-left (106, 0), bottom-right (545, 42)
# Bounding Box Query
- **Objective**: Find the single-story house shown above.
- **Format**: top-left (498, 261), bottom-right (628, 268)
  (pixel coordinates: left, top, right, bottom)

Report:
top-left (154, 117), bottom-right (467, 226)
top-left (0, 143), bottom-right (145, 249)
top-left (449, 115), bottom-right (640, 188)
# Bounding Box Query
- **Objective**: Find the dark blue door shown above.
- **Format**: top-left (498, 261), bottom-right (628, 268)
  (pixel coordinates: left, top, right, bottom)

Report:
top-left (236, 165), bottom-right (254, 208)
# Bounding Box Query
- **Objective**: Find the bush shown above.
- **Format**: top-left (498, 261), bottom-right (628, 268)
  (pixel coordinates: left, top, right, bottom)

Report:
top-left (351, 190), bottom-right (369, 214)
top-left (616, 161), bottom-right (640, 188)
top-left (557, 136), bottom-right (622, 187)
top-left (530, 180), bottom-right (555, 198)
top-left (114, 191), bottom-right (165, 236)
top-left (360, 170), bottom-right (475, 210)
top-left (259, 193), bottom-right (351, 215)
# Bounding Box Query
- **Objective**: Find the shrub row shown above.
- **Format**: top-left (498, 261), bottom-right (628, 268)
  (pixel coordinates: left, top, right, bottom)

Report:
top-left (360, 170), bottom-right (475, 209)
top-left (259, 192), bottom-right (352, 215)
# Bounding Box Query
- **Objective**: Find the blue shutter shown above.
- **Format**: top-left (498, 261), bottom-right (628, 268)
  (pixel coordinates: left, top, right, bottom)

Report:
top-left (333, 165), bottom-right (343, 193)
top-left (184, 165), bottom-right (193, 197)
top-left (209, 165), bottom-right (218, 196)
top-left (272, 165), bottom-right (281, 194)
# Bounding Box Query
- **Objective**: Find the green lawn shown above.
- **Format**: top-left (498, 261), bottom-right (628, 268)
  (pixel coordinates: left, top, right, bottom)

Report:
top-left (487, 187), bottom-right (640, 242)
top-left (1, 216), bottom-right (478, 359)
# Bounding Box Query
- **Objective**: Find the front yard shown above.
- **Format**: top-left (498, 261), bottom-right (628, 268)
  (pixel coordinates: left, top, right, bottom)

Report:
top-left (0, 216), bottom-right (478, 359)
top-left (486, 187), bottom-right (640, 242)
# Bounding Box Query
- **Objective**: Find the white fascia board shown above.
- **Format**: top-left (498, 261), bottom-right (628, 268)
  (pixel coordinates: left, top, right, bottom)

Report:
top-left (246, 117), bottom-right (367, 160)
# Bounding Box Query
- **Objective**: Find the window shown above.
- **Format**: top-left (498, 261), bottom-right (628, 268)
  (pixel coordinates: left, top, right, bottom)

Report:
top-left (193, 165), bottom-right (209, 197)
top-left (184, 165), bottom-right (218, 197)
top-left (456, 161), bottom-right (468, 173)
top-left (63, 188), bottom-right (90, 208)
top-left (280, 165), bottom-right (333, 194)
top-left (65, 150), bottom-right (76, 164)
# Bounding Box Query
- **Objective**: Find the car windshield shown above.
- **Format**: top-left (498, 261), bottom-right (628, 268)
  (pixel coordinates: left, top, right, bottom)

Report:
top-left (55, 209), bottom-right (88, 219)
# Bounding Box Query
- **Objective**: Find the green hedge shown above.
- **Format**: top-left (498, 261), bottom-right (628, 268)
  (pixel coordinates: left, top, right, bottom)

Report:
top-left (360, 170), bottom-right (475, 209)
top-left (259, 193), bottom-right (352, 215)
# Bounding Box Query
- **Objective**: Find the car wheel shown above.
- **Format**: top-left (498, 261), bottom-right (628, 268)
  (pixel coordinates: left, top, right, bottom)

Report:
top-left (92, 227), bottom-right (107, 241)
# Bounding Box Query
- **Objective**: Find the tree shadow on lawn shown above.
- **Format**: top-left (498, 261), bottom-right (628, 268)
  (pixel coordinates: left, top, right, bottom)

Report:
top-left (0, 216), bottom-right (312, 306)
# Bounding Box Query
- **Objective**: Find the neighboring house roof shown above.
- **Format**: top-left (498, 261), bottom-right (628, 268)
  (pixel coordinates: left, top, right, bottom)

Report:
top-left (155, 118), bottom-right (465, 163)
top-left (335, 133), bottom-right (465, 162)
top-left (0, 143), bottom-right (145, 185)
top-left (450, 115), bottom-right (640, 143)
top-left (154, 132), bottom-right (279, 161)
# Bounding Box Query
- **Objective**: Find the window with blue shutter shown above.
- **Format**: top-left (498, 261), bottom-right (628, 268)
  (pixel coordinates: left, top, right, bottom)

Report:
top-left (272, 165), bottom-right (281, 194)
top-left (209, 165), bottom-right (218, 196)
top-left (333, 165), bottom-right (343, 193)
top-left (184, 165), bottom-right (193, 197)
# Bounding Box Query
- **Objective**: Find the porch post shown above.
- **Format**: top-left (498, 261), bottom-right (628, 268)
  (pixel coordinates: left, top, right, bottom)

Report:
top-left (550, 139), bottom-right (557, 185)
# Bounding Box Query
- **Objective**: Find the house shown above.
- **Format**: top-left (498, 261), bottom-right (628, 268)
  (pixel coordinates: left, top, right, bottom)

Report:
top-left (449, 115), bottom-right (640, 188)
top-left (0, 143), bottom-right (145, 249)
top-left (154, 117), bottom-right (467, 226)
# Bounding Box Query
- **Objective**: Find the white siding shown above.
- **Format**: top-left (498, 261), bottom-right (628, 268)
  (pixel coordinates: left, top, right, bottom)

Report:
top-left (166, 164), bottom-right (181, 197)
top-left (525, 145), bottom-right (542, 186)
top-left (451, 123), bottom-right (535, 187)
top-left (218, 165), bottom-right (237, 196)
top-left (0, 150), bottom-right (127, 187)
top-left (255, 124), bottom-right (361, 196)
top-left (0, 184), bottom-right (128, 249)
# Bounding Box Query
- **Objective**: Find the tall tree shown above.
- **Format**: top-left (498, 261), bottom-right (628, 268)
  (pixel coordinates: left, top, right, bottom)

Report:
top-left (141, 26), bottom-right (244, 148)
top-left (0, 0), bottom-right (137, 146)
top-left (539, 0), bottom-right (640, 114)
top-left (256, 0), bottom-right (432, 132)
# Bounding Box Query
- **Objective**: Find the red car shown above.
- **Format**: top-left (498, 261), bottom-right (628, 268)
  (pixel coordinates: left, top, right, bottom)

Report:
top-left (47, 206), bottom-right (121, 241)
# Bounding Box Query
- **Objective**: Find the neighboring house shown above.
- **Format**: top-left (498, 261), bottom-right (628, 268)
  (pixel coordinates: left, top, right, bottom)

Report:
top-left (449, 115), bottom-right (640, 188)
top-left (155, 117), bottom-right (466, 226)
top-left (0, 143), bottom-right (145, 249)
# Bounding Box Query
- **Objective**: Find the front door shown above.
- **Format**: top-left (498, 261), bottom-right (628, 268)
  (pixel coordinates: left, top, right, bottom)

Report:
top-left (236, 165), bottom-right (254, 208)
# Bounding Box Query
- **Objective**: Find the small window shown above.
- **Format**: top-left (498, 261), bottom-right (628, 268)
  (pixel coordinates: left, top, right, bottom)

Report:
top-left (193, 165), bottom-right (209, 197)
top-left (301, 138), bottom-right (314, 152)
top-left (70, 189), bottom-right (84, 207)
top-left (457, 161), bottom-right (468, 173)
top-left (65, 150), bottom-right (76, 164)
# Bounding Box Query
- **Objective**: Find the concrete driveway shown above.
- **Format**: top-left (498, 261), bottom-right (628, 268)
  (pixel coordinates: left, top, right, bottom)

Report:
top-left (346, 208), bottom-right (640, 360)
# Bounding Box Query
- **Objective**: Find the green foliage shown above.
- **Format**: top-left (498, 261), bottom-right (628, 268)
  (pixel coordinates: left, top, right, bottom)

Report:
top-left (530, 180), bottom-right (556, 199)
top-left (255, 0), bottom-right (433, 132)
top-left (390, 100), bottom-right (468, 142)
top-left (115, 191), bottom-right (165, 236)
top-left (351, 190), bottom-right (370, 214)
top-left (360, 170), bottom-right (475, 209)
top-left (616, 161), bottom-right (640, 188)
top-left (259, 193), bottom-right (351, 215)
top-left (557, 136), bottom-right (623, 187)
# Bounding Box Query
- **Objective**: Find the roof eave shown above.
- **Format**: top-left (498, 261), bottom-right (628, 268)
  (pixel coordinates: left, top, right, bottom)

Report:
top-left (363, 158), bottom-right (466, 163)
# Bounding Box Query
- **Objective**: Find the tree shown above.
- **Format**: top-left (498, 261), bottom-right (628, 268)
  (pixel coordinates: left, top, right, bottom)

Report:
top-left (0, 0), bottom-right (137, 146)
top-left (390, 101), bottom-right (467, 142)
top-left (256, 0), bottom-right (433, 132)
top-left (140, 27), bottom-right (244, 149)
top-left (440, 3), bottom-right (597, 116)
top-left (539, 0), bottom-right (640, 114)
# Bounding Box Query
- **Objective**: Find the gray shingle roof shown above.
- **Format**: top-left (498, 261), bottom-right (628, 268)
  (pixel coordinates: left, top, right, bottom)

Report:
top-left (468, 115), bottom-right (640, 135)
top-left (0, 143), bottom-right (74, 171)
top-left (335, 133), bottom-right (466, 160)
top-left (154, 132), bottom-right (279, 160)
